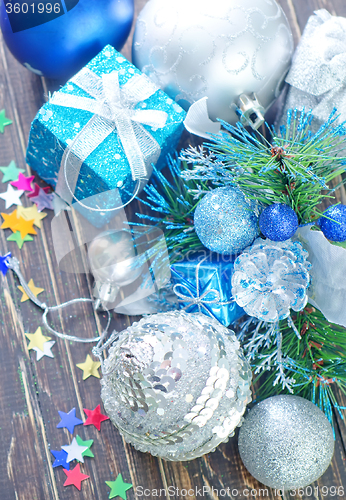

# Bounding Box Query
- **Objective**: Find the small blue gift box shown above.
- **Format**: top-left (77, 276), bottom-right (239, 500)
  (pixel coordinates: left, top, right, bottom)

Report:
top-left (170, 252), bottom-right (244, 327)
top-left (26, 45), bottom-right (186, 226)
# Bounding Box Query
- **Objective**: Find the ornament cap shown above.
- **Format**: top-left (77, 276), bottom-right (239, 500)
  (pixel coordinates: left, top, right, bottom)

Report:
top-left (238, 94), bottom-right (265, 130)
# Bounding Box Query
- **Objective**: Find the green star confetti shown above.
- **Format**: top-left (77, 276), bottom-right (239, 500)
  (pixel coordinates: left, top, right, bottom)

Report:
top-left (105, 474), bottom-right (133, 500)
top-left (0, 161), bottom-right (24, 183)
top-left (0, 109), bottom-right (12, 133)
top-left (75, 435), bottom-right (94, 458)
top-left (7, 231), bottom-right (33, 249)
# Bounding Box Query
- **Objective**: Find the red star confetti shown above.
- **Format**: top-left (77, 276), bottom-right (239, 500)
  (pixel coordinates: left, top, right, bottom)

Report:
top-left (83, 404), bottom-right (109, 431)
top-left (27, 183), bottom-right (50, 198)
top-left (11, 173), bottom-right (35, 191)
top-left (63, 464), bottom-right (89, 490)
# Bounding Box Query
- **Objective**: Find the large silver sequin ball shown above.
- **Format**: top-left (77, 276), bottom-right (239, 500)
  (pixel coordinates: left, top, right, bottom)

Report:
top-left (132, 0), bottom-right (293, 124)
top-left (101, 311), bottom-right (252, 461)
top-left (238, 395), bottom-right (334, 489)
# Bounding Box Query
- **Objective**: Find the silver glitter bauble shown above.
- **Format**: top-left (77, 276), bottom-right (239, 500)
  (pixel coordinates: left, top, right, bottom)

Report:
top-left (238, 395), bottom-right (335, 489)
top-left (132, 0), bottom-right (293, 126)
top-left (101, 311), bottom-right (252, 461)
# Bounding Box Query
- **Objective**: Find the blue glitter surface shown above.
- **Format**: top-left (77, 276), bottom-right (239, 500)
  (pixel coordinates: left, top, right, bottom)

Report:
top-left (259, 203), bottom-right (298, 241)
top-left (170, 252), bottom-right (244, 326)
top-left (193, 187), bottom-right (259, 255)
top-left (319, 204), bottom-right (346, 242)
top-left (26, 45), bottom-right (186, 226)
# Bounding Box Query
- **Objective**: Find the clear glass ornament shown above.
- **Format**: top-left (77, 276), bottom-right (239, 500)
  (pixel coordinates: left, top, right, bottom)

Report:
top-left (88, 229), bottom-right (144, 310)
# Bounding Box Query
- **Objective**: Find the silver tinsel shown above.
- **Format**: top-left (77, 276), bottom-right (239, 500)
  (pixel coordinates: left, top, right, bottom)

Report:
top-left (238, 395), bottom-right (335, 489)
top-left (101, 311), bottom-right (252, 461)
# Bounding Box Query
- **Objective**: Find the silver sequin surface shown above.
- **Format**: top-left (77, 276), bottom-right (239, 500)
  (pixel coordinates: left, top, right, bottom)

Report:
top-left (238, 395), bottom-right (334, 489)
top-left (101, 311), bottom-right (252, 461)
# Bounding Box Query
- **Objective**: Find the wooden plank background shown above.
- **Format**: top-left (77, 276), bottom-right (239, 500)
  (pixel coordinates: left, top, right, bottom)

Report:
top-left (0, 1), bottom-right (345, 499)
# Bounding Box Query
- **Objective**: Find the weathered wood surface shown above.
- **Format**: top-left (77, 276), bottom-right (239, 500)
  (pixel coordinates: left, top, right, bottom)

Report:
top-left (0, 1), bottom-right (345, 499)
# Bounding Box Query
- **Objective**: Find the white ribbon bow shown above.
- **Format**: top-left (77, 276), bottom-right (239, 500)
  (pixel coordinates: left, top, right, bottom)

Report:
top-left (172, 256), bottom-right (233, 317)
top-left (286, 9), bottom-right (346, 123)
top-left (50, 68), bottom-right (168, 207)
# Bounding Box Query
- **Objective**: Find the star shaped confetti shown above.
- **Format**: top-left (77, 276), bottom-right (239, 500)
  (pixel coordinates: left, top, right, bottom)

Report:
top-left (0, 252), bottom-right (11, 276)
top-left (57, 408), bottom-right (83, 435)
top-left (18, 278), bottom-right (44, 302)
top-left (105, 474), bottom-right (133, 500)
top-left (25, 327), bottom-right (51, 352)
top-left (0, 161), bottom-right (24, 183)
top-left (30, 189), bottom-right (54, 211)
top-left (12, 217), bottom-right (36, 239)
top-left (0, 109), bottom-right (12, 133)
top-left (76, 354), bottom-right (101, 380)
top-left (1, 209), bottom-right (19, 229)
top-left (83, 404), bottom-right (109, 431)
top-left (75, 435), bottom-right (94, 458)
top-left (7, 231), bottom-right (33, 249)
top-left (17, 204), bottom-right (47, 228)
top-left (11, 173), bottom-right (35, 191)
top-left (33, 340), bottom-right (55, 361)
top-left (51, 449), bottom-right (70, 470)
top-left (0, 184), bottom-right (24, 209)
top-left (27, 183), bottom-right (50, 199)
top-left (63, 464), bottom-right (89, 490)
top-left (61, 437), bottom-right (88, 463)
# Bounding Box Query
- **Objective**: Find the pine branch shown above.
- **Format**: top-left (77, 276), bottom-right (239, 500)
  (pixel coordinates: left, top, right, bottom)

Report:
top-left (180, 109), bottom-right (346, 225)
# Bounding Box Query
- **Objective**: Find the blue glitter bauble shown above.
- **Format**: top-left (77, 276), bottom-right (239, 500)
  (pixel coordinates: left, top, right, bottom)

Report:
top-left (194, 187), bottom-right (259, 255)
top-left (259, 203), bottom-right (298, 241)
top-left (0, 0), bottom-right (134, 80)
top-left (319, 204), bottom-right (346, 242)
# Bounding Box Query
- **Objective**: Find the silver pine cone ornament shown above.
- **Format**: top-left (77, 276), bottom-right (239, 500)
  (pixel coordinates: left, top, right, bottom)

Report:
top-left (101, 311), bottom-right (252, 461)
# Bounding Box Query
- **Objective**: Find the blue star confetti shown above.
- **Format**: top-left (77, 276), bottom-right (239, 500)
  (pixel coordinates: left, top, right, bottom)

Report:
top-left (51, 449), bottom-right (70, 470)
top-left (56, 407), bottom-right (83, 435)
top-left (0, 252), bottom-right (11, 276)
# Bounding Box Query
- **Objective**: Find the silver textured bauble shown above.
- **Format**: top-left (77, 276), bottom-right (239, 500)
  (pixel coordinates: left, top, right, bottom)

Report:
top-left (238, 395), bottom-right (335, 489)
top-left (132, 0), bottom-right (293, 126)
top-left (101, 311), bottom-right (252, 461)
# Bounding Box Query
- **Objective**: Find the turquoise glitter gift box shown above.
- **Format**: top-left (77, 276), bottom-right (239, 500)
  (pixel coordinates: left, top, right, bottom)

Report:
top-left (170, 252), bottom-right (244, 327)
top-left (26, 45), bottom-right (186, 226)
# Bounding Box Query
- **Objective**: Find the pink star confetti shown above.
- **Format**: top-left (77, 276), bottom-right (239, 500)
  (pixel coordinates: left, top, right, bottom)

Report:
top-left (27, 183), bottom-right (50, 199)
top-left (11, 173), bottom-right (35, 191)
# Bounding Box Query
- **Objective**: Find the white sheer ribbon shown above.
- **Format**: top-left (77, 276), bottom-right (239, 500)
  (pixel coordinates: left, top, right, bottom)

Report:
top-left (50, 68), bottom-right (168, 209)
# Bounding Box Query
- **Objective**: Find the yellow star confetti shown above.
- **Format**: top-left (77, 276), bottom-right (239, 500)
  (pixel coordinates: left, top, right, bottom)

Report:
top-left (1, 209), bottom-right (19, 230)
top-left (25, 327), bottom-right (51, 352)
top-left (18, 279), bottom-right (45, 302)
top-left (17, 205), bottom-right (47, 228)
top-left (76, 354), bottom-right (101, 380)
top-left (12, 217), bottom-right (36, 239)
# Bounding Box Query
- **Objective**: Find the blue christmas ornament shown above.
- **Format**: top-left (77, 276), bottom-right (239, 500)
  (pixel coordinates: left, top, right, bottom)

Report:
top-left (319, 204), bottom-right (346, 242)
top-left (194, 187), bottom-right (259, 255)
top-left (0, 0), bottom-right (134, 80)
top-left (259, 203), bottom-right (298, 241)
